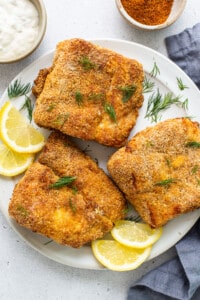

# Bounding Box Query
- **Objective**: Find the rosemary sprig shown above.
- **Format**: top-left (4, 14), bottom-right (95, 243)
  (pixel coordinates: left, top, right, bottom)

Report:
top-left (118, 84), bottom-right (136, 103)
top-left (177, 77), bottom-right (188, 91)
top-left (155, 178), bottom-right (177, 187)
top-left (104, 102), bottom-right (117, 123)
top-left (79, 56), bottom-right (96, 70)
top-left (143, 76), bottom-right (155, 93)
top-left (150, 62), bottom-right (160, 78)
top-left (20, 95), bottom-right (34, 122)
top-left (49, 176), bottom-right (76, 189)
top-left (7, 79), bottom-right (31, 99)
top-left (75, 91), bottom-right (83, 105)
top-left (145, 90), bottom-right (187, 123)
top-left (185, 141), bottom-right (200, 148)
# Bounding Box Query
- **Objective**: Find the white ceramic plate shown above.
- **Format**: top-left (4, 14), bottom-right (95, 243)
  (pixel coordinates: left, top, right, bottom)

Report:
top-left (1, 39), bottom-right (200, 270)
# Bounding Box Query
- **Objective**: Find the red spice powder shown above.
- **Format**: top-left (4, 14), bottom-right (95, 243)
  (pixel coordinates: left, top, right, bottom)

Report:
top-left (121, 0), bottom-right (174, 26)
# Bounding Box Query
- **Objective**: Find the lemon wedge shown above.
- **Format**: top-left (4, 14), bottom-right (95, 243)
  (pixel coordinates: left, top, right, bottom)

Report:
top-left (111, 220), bottom-right (162, 249)
top-left (0, 101), bottom-right (45, 153)
top-left (92, 239), bottom-right (151, 271)
top-left (0, 142), bottom-right (34, 176)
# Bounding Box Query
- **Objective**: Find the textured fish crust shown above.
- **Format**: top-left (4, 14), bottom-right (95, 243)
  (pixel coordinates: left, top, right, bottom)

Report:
top-left (32, 38), bottom-right (144, 147)
top-left (108, 118), bottom-right (200, 228)
top-left (9, 131), bottom-right (126, 248)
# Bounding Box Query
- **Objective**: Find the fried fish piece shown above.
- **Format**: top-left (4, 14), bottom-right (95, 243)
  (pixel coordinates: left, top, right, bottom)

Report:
top-left (9, 131), bottom-right (126, 248)
top-left (107, 118), bottom-right (200, 228)
top-left (32, 38), bottom-right (144, 148)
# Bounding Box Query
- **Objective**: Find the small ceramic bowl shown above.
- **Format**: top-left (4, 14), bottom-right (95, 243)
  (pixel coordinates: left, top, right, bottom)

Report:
top-left (0, 0), bottom-right (47, 63)
top-left (115, 0), bottom-right (187, 30)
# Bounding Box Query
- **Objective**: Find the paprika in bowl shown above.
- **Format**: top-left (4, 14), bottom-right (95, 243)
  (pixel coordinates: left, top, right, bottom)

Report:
top-left (115, 0), bottom-right (187, 30)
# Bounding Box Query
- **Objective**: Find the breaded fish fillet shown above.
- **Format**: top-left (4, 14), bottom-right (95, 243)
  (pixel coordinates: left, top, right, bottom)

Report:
top-left (107, 118), bottom-right (200, 228)
top-left (32, 39), bottom-right (144, 148)
top-left (9, 131), bottom-right (126, 248)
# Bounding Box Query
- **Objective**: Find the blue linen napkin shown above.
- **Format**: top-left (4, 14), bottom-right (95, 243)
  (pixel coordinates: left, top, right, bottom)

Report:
top-left (127, 23), bottom-right (200, 300)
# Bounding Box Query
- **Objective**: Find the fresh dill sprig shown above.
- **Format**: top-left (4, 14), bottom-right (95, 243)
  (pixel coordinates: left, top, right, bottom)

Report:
top-left (149, 62), bottom-right (160, 78)
top-left (79, 56), bottom-right (96, 70)
top-left (155, 178), bottom-right (177, 187)
top-left (185, 141), bottom-right (200, 148)
top-left (49, 176), bottom-right (76, 189)
top-left (176, 77), bottom-right (189, 91)
top-left (143, 76), bottom-right (155, 93)
top-left (75, 91), bottom-right (83, 105)
top-left (20, 95), bottom-right (34, 122)
top-left (7, 79), bottom-right (31, 99)
top-left (104, 102), bottom-right (117, 123)
top-left (145, 90), bottom-right (187, 123)
top-left (118, 84), bottom-right (136, 103)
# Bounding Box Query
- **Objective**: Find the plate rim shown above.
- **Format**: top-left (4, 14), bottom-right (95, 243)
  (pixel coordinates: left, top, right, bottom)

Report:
top-left (1, 38), bottom-right (200, 270)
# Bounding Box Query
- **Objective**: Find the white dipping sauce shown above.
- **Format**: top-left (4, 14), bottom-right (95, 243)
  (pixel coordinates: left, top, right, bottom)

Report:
top-left (0, 0), bottom-right (39, 61)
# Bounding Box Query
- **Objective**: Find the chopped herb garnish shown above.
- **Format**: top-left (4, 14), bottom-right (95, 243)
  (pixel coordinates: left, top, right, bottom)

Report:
top-left (145, 90), bottom-right (187, 123)
top-left (155, 178), bottom-right (177, 187)
top-left (88, 93), bottom-right (105, 101)
top-left (191, 165), bottom-right (199, 174)
top-left (176, 77), bottom-right (188, 91)
top-left (150, 62), bottom-right (160, 78)
top-left (75, 91), bottom-right (83, 105)
top-left (46, 103), bottom-right (56, 112)
top-left (165, 158), bottom-right (171, 167)
top-left (49, 176), bottom-right (76, 189)
top-left (7, 79), bottom-right (31, 99)
top-left (143, 76), bottom-right (155, 93)
top-left (72, 186), bottom-right (78, 195)
top-left (118, 85), bottom-right (136, 103)
top-left (104, 102), bottom-right (117, 123)
top-left (145, 140), bottom-right (154, 148)
top-left (185, 141), bottom-right (200, 148)
top-left (197, 179), bottom-right (200, 185)
top-left (69, 198), bottom-right (77, 213)
top-left (54, 113), bottom-right (70, 126)
top-left (79, 56), bottom-right (96, 70)
top-left (17, 205), bottom-right (29, 217)
top-left (20, 95), bottom-right (34, 122)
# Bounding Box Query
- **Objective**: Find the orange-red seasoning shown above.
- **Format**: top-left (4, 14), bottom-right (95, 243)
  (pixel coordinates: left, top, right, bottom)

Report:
top-left (121, 0), bottom-right (174, 26)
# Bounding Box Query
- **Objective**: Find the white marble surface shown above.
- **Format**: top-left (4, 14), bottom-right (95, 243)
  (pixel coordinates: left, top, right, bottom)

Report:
top-left (0, 1), bottom-right (200, 299)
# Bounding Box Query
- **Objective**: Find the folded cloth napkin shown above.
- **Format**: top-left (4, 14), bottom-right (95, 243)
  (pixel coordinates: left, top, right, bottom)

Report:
top-left (127, 219), bottom-right (200, 300)
top-left (127, 23), bottom-right (200, 300)
top-left (165, 23), bottom-right (200, 89)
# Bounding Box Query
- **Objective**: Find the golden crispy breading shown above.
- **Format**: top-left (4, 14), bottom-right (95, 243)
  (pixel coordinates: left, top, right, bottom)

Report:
top-left (9, 131), bottom-right (126, 248)
top-left (107, 118), bottom-right (200, 228)
top-left (33, 38), bottom-right (144, 147)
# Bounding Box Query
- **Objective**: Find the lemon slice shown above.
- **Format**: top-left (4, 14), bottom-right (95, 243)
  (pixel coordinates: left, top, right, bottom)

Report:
top-left (111, 220), bottom-right (162, 249)
top-left (0, 101), bottom-right (45, 153)
top-left (92, 239), bottom-right (151, 271)
top-left (0, 142), bottom-right (34, 176)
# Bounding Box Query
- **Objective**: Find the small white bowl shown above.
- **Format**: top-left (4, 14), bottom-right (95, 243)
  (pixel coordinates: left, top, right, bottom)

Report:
top-left (115, 0), bottom-right (187, 30)
top-left (0, 0), bottom-right (47, 63)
